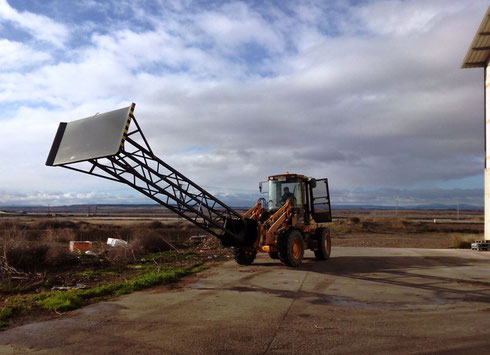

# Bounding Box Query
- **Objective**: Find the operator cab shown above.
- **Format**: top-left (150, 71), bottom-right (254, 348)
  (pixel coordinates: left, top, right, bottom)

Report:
top-left (267, 173), bottom-right (306, 210)
top-left (261, 173), bottom-right (332, 224)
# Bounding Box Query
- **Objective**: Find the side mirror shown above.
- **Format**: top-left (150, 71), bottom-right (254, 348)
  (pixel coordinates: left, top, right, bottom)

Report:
top-left (310, 179), bottom-right (317, 188)
top-left (259, 181), bottom-right (263, 193)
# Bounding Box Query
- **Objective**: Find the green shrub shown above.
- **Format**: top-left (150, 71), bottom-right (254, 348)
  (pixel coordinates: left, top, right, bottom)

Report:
top-left (38, 292), bottom-right (83, 312)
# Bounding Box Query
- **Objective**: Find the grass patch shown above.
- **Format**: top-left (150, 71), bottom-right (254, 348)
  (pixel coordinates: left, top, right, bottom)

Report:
top-left (75, 266), bottom-right (124, 277)
top-left (37, 265), bottom-right (205, 312)
top-left (38, 292), bottom-right (83, 312)
top-left (1, 263), bottom-right (208, 329)
top-left (145, 250), bottom-right (195, 261)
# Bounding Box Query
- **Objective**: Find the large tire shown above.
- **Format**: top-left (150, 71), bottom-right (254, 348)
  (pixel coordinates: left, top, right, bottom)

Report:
top-left (231, 247), bottom-right (257, 265)
top-left (278, 230), bottom-right (304, 267)
top-left (314, 227), bottom-right (331, 261)
top-left (269, 251), bottom-right (279, 260)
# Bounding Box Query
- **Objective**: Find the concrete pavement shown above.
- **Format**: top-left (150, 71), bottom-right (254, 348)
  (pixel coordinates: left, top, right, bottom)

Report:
top-left (1, 247), bottom-right (490, 354)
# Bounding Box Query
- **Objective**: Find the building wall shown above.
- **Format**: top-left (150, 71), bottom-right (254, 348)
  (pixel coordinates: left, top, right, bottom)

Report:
top-left (486, 63), bottom-right (490, 240)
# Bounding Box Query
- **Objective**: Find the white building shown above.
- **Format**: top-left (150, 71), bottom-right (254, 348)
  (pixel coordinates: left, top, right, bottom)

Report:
top-left (462, 6), bottom-right (490, 241)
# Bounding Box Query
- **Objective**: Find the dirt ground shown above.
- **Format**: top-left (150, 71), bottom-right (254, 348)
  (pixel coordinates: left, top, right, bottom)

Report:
top-left (1, 247), bottom-right (489, 354)
top-left (333, 231), bottom-right (460, 248)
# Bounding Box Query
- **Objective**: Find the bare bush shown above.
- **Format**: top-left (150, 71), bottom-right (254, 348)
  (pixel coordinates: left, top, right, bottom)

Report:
top-left (0, 221), bottom-right (14, 229)
top-left (0, 226), bottom-right (79, 273)
top-left (133, 230), bottom-right (172, 253)
top-left (165, 221), bottom-right (182, 229)
top-left (45, 245), bottom-right (78, 266)
top-left (33, 219), bottom-right (78, 230)
top-left (349, 217), bottom-right (360, 224)
top-left (361, 221), bottom-right (378, 229)
top-left (24, 229), bottom-right (43, 241)
top-left (1, 227), bottom-right (26, 277)
top-left (451, 235), bottom-right (475, 249)
top-left (75, 225), bottom-right (131, 242)
top-left (148, 220), bottom-right (164, 229)
top-left (6, 244), bottom-right (79, 272)
top-left (105, 246), bottom-right (136, 265)
top-left (6, 245), bottom-right (50, 271)
top-left (43, 228), bottom-right (76, 243)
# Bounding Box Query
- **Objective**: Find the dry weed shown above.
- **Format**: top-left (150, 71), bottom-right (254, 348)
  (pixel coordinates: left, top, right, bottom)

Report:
top-left (451, 234), bottom-right (476, 249)
top-left (0, 226), bottom-right (78, 273)
top-left (148, 220), bottom-right (164, 229)
top-left (43, 228), bottom-right (76, 243)
top-left (1, 227), bottom-right (27, 277)
top-left (133, 230), bottom-right (172, 253)
top-left (105, 246), bottom-right (137, 265)
top-left (349, 217), bottom-right (360, 224)
top-left (33, 219), bottom-right (78, 230)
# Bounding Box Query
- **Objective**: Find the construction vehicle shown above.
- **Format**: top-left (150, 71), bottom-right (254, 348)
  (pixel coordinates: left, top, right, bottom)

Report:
top-left (46, 103), bottom-right (332, 267)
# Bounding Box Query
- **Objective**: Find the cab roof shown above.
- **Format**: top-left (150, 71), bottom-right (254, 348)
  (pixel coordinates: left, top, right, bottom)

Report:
top-left (268, 173), bottom-right (309, 181)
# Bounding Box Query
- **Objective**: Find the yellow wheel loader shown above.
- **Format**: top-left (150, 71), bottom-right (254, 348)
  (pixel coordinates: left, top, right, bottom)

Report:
top-left (231, 173), bottom-right (332, 267)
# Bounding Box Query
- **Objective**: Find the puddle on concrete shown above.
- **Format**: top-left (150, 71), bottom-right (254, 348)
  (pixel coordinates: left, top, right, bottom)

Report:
top-left (313, 295), bottom-right (396, 308)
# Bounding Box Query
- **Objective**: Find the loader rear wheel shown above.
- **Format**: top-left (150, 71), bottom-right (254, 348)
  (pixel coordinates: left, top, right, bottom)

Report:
top-left (314, 227), bottom-right (331, 261)
top-left (269, 251), bottom-right (279, 260)
top-left (278, 230), bottom-right (304, 267)
top-left (231, 247), bottom-right (257, 265)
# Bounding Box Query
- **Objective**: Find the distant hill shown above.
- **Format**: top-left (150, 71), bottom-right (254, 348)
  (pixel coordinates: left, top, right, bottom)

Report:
top-left (0, 203), bottom-right (483, 212)
top-left (332, 204), bottom-right (483, 211)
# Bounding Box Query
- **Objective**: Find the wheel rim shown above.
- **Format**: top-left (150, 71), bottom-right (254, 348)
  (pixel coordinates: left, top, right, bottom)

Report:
top-left (292, 237), bottom-right (302, 259)
top-left (324, 235), bottom-right (331, 253)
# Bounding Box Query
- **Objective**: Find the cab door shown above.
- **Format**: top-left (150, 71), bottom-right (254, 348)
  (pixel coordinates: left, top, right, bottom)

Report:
top-left (310, 178), bottom-right (332, 223)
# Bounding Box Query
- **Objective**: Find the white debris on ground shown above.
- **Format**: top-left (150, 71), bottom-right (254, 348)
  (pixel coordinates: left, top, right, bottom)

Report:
top-left (85, 250), bottom-right (98, 257)
top-left (106, 238), bottom-right (128, 247)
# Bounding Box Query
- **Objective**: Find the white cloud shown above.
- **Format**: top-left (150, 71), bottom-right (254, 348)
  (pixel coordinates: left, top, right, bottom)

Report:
top-left (0, 39), bottom-right (50, 70)
top-left (354, 0), bottom-right (465, 36)
top-left (0, 0), bottom-right (69, 46)
top-left (195, 1), bottom-right (285, 54)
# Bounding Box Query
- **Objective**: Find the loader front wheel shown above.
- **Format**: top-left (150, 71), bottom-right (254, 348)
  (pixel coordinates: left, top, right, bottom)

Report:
top-left (231, 247), bottom-right (257, 265)
top-left (278, 230), bottom-right (304, 267)
top-left (314, 227), bottom-right (331, 261)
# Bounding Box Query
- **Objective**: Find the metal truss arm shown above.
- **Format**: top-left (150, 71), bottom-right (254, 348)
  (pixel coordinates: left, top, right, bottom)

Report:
top-left (59, 115), bottom-right (243, 241)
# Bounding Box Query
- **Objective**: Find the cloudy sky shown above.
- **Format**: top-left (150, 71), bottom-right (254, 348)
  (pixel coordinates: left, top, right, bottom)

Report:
top-left (0, 0), bottom-right (488, 207)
